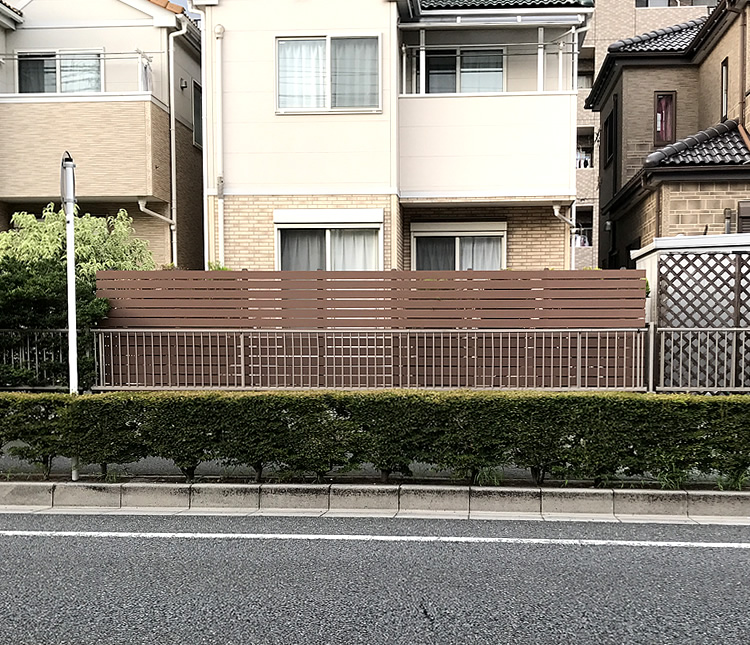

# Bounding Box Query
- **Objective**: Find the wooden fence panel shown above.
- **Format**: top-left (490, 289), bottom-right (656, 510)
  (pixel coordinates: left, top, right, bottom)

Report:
top-left (97, 270), bottom-right (646, 331)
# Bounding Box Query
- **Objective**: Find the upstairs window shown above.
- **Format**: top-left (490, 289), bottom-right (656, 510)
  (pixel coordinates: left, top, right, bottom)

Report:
top-left (192, 81), bottom-right (202, 148)
top-left (425, 49), bottom-right (504, 94)
top-left (721, 58), bottom-right (729, 121)
top-left (277, 36), bottom-right (380, 111)
top-left (654, 91), bottom-right (676, 146)
top-left (18, 51), bottom-right (102, 93)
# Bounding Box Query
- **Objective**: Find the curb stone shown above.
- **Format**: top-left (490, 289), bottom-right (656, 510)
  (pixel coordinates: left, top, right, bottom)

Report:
top-left (0, 483), bottom-right (747, 520)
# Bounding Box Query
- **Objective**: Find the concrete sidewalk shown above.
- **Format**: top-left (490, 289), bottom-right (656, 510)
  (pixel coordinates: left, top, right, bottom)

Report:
top-left (0, 482), bottom-right (749, 524)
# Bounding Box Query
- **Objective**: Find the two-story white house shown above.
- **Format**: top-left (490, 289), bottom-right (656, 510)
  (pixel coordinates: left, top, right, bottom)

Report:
top-left (0, 0), bottom-right (204, 268)
top-left (192, 0), bottom-right (592, 272)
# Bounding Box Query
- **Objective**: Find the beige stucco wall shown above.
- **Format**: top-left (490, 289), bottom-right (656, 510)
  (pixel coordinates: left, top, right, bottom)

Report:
top-left (400, 93), bottom-right (576, 199)
top-left (202, 0), bottom-right (398, 196)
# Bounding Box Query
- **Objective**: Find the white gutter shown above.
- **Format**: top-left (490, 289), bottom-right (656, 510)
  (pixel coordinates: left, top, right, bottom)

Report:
top-left (215, 23), bottom-right (225, 266)
top-left (138, 199), bottom-right (175, 224)
top-left (185, 0), bottom-right (210, 269)
top-left (167, 14), bottom-right (189, 268)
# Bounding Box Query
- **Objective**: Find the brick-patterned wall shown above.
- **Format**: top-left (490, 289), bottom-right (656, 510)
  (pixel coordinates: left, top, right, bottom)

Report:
top-left (0, 202), bottom-right (10, 232)
top-left (621, 66), bottom-right (699, 188)
top-left (663, 180), bottom-right (750, 237)
top-left (698, 18), bottom-right (743, 126)
top-left (401, 205), bottom-right (567, 270)
top-left (174, 121), bottom-right (204, 269)
top-left (149, 102), bottom-right (172, 204)
top-left (214, 195), bottom-right (398, 270)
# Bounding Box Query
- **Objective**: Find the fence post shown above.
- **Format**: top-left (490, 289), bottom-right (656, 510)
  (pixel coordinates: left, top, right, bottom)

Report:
top-left (647, 322), bottom-right (656, 393)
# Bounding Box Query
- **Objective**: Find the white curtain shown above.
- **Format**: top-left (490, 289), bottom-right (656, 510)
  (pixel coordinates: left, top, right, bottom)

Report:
top-left (331, 229), bottom-right (378, 270)
top-left (281, 229), bottom-right (325, 271)
top-left (415, 237), bottom-right (455, 270)
top-left (278, 39), bottom-right (325, 109)
top-left (460, 51), bottom-right (502, 93)
top-left (61, 54), bottom-right (102, 93)
top-left (459, 236), bottom-right (502, 270)
top-left (332, 38), bottom-right (378, 108)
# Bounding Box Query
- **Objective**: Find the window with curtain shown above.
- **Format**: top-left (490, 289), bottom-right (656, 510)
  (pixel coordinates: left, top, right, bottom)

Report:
top-left (279, 228), bottom-right (379, 270)
top-left (654, 92), bottom-right (675, 145)
top-left (18, 52), bottom-right (102, 93)
top-left (415, 235), bottom-right (504, 270)
top-left (278, 36), bottom-right (379, 110)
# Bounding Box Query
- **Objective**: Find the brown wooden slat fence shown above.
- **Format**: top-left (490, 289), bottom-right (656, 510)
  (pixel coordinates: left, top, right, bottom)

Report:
top-left (93, 270), bottom-right (647, 390)
top-left (97, 270), bottom-right (646, 330)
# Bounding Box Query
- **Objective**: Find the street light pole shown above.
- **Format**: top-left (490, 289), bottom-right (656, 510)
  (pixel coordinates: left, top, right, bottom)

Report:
top-left (61, 152), bottom-right (79, 482)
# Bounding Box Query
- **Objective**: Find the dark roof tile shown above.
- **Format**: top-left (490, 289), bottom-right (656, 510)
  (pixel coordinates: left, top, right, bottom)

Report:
top-left (608, 17), bottom-right (707, 54)
top-left (420, 0), bottom-right (592, 8)
top-left (644, 120), bottom-right (750, 168)
top-left (0, 0), bottom-right (22, 17)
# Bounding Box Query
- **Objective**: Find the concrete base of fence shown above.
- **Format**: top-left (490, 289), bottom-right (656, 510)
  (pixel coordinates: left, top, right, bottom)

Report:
top-left (0, 483), bottom-right (748, 522)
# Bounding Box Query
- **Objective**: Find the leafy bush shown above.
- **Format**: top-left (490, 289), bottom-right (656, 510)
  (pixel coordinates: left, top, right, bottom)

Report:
top-left (0, 390), bottom-right (748, 488)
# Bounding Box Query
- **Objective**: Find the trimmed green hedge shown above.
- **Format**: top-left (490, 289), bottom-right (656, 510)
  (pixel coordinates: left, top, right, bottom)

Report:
top-left (0, 391), bottom-right (748, 488)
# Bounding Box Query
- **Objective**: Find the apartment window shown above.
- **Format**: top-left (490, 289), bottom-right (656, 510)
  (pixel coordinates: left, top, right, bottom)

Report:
top-left (577, 130), bottom-right (594, 168)
top-left (577, 73), bottom-right (593, 90)
top-left (654, 92), bottom-right (676, 145)
top-left (721, 58), bottom-right (729, 121)
top-left (426, 49), bottom-right (503, 94)
top-left (18, 51), bottom-right (102, 93)
top-left (739, 201), bottom-right (750, 233)
top-left (192, 81), bottom-right (202, 148)
top-left (602, 110), bottom-right (616, 167)
top-left (279, 227), bottom-right (380, 270)
top-left (411, 223), bottom-right (507, 271)
top-left (277, 36), bottom-right (379, 110)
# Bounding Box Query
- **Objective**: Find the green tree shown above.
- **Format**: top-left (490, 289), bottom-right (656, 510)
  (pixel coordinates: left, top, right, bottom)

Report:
top-left (0, 204), bottom-right (155, 389)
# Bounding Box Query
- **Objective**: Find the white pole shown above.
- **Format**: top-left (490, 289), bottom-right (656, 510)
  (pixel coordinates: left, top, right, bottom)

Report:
top-left (61, 152), bottom-right (79, 482)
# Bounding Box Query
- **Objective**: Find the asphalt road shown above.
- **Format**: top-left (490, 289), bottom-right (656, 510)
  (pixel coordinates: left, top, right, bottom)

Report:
top-left (0, 514), bottom-right (748, 645)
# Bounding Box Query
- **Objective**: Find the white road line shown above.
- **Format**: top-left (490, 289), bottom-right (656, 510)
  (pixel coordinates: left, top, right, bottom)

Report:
top-left (0, 530), bottom-right (749, 549)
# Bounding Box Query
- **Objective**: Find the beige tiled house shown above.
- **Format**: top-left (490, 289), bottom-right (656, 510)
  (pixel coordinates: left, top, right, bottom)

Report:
top-left (0, 0), bottom-right (204, 269)
top-left (573, 0), bottom-right (713, 268)
top-left (191, 0), bottom-right (594, 272)
top-left (587, 0), bottom-right (750, 268)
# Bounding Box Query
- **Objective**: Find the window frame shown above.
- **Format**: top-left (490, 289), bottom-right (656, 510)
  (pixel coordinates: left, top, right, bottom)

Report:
top-left (192, 80), bottom-right (203, 149)
top-left (424, 47), bottom-right (506, 95)
top-left (15, 48), bottom-right (105, 94)
top-left (602, 98), bottom-right (617, 168)
top-left (721, 57), bottom-right (729, 121)
top-left (654, 90), bottom-right (676, 146)
top-left (410, 222), bottom-right (508, 271)
top-left (275, 223), bottom-right (384, 271)
top-left (275, 34), bottom-right (383, 114)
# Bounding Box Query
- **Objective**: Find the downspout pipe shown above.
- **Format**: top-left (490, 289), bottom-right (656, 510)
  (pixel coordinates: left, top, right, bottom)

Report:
top-left (138, 199), bottom-right (175, 226)
top-left (168, 14), bottom-right (190, 268)
top-left (215, 24), bottom-right (226, 267)
top-left (553, 204), bottom-right (576, 269)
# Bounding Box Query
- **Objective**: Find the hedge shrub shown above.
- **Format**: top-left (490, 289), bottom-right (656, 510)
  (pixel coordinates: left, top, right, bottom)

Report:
top-left (0, 391), bottom-right (748, 488)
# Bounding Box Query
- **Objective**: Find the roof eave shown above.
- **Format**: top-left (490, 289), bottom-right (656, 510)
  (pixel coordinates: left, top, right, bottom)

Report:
top-left (0, 4), bottom-right (22, 26)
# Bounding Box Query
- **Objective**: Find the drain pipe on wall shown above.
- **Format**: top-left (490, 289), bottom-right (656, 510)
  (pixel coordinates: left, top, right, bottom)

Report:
top-left (553, 204), bottom-right (576, 269)
top-left (167, 14), bottom-right (189, 268)
top-left (215, 24), bottom-right (226, 267)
